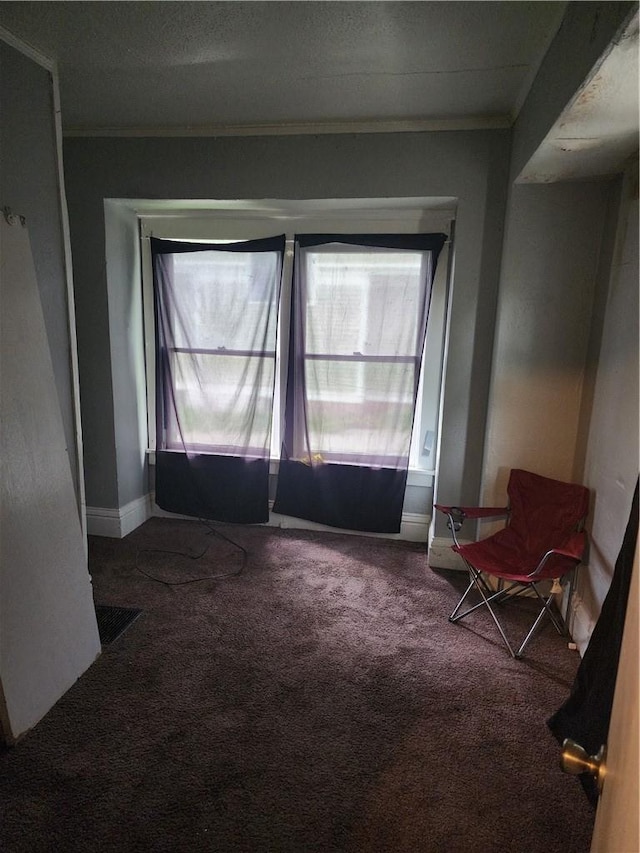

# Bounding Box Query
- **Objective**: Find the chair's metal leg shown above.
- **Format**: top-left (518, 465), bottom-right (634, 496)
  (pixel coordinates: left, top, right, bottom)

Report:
top-left (449, 577), bottom-right (476, 621)
top-left (530, 584), bottom-right (565, 633)
top-left (449, 564), bottom-right (517, 657)
top-left (515, 603), bottom-right (549, 658)
top-left (515, 586), bottom-right (566, 658)
top-left (451, 583), bottom-right (518, 621)
top-left (449, 561), bottom-right (576, 659)
top-left (564, 566), bottom-right (578, 637)
top-left (449, 565), bottom-right (493, 621)
top-left (472, 582), bottom-right (518, 658)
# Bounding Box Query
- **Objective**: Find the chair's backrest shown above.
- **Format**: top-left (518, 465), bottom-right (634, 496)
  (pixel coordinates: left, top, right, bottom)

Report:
top-left (507, 469), bottom-right (590, 556)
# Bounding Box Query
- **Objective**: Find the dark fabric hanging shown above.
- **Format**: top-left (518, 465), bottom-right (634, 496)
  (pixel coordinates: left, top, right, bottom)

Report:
top-left (547, 480), bottom-right (639, 806)
top-left (273, 461), bottom-right (409, 534)
top-left (273, 233), bottom-right (446, 533)
top-left (152, 235), bottom-right (285, 524)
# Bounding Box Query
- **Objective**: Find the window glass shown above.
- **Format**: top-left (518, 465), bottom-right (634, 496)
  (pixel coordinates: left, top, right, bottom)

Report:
top-left (299, 245), bottom-right (428, 463)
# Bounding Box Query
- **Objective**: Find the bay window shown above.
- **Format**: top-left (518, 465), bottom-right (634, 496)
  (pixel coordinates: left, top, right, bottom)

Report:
top-left (141, 202), bottom-right (452, 532)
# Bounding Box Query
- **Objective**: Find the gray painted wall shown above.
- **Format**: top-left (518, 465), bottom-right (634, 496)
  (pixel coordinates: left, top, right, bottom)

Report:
top-left (103, 201), bottom-right (147, 508)
top-left (483, 179), bottom-right (613, 501)
top-left (0, 41), bottom-right (79, 496)
top-left (61, 1), bottom-right (637, 557)
top-left (477, 0), bottom-right (639, 642)
top-left (63, 130), bottom-right (511, 518)
top-left (482, 168), bottom-right (638, 645)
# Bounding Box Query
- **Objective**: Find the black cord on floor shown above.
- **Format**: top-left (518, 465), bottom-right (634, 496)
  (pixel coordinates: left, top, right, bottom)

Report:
top-left (134, 518), bottom-right (247, 587)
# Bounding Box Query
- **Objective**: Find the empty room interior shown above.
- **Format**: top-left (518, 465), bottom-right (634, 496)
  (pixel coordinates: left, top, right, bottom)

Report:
top-left (0, 2), bottom-right (638, 851)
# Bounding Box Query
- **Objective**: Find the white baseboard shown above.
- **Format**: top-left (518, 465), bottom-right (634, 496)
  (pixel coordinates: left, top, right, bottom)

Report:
top-left (152, 495), bottom-right (429, 542)
top-left (87, 494), bottom-right (430, 543)
top-left (427, 536), bottom-right (470, 571)
top-left (86, 495), bottom-right (151, 538)
top-left (85, 505), bottom-right (122, 538)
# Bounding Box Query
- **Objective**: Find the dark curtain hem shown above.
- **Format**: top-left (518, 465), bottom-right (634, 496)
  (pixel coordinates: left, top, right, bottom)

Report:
top-left (155, 451), bottom-right (270, 524)
top-left (272, 461), bottom-right (407, 534)
top-left (547, 480), bottom-right (639, 806)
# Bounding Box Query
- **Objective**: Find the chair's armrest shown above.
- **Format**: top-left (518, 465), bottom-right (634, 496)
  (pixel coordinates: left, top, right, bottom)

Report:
top-left (434, 504), bottom-right (508, 520)
top-left (528, 530), bottom-right (587, 579)
top-left (550, 530), bottom-right (587, 562)
top-left (434, 504), bottom-right (509, 548)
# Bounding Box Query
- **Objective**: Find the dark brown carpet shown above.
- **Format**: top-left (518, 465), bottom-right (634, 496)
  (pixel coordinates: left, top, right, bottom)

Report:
top-left (0, 518), bottom-right (594, 852)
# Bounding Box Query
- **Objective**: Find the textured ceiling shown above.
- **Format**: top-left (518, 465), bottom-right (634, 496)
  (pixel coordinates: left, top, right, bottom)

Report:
top-left (0, 1), bottom-right (567, 133)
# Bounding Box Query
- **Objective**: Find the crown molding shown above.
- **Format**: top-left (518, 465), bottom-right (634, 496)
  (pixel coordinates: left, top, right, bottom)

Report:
top-left (63, 115), bottom-right (512, 139)
top-left (0, 26), bottom-right (55, 72)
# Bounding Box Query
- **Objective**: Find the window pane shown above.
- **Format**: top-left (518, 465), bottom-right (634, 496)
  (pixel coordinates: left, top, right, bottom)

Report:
top-left (168, 352), bottom-right (274, 452)
top-left (305, 249), bottom-right (424, 356)
top-left (172, 251), bottom-right (279, 351)
top-left (305, 359), bottom-right (415, 459)
top-left (297, 243), bottom-right (429, 464)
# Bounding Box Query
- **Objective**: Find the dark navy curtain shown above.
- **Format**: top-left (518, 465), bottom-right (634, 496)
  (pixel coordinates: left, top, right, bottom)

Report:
top-left (273, 233), bottom-right (446, 533)
top-left (548, 481), bottom-right (638, 805)
top-left (152, 235), bottom-right (285, 523)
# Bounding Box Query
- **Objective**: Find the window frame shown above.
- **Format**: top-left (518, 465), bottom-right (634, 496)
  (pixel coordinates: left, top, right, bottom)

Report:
top-left (140, 207), bottom-right (453, 483)
top-left (153, 243), bottom-right (282, 457)
top-left (294, 242), bottom-right (432, 467)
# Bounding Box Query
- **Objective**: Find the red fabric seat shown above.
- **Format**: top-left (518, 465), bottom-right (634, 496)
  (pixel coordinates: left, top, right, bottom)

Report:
top-left (435, 469), bottom-right (589, 658)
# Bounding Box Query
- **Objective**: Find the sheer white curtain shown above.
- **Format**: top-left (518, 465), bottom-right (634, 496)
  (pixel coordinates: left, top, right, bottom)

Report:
top-left (274, 233), bottom-right (446, 533)
top-left (152, 235), bottom-right (284, 523)
top-left (300, 243), bottom-right (430, 465)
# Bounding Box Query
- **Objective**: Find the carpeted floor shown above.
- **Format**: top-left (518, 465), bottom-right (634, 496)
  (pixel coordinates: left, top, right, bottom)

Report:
top-left (0, 518), bottom-right (595, 852)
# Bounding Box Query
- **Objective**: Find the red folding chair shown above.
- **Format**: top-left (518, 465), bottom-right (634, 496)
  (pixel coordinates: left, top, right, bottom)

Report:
top-left (435, 469), bottom-right (589, 658)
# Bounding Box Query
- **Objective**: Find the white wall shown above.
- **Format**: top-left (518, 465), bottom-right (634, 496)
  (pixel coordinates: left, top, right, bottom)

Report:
top-left (0, 219), bottom-right (101, 742)
top-left (0, 35), bottom-right (100, 744)
top-left (573, 165), bottom-right (639, 648)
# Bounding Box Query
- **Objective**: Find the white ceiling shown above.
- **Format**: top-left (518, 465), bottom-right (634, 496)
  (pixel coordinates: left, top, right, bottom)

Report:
top-left (0, 1), bottom-right (568, 134)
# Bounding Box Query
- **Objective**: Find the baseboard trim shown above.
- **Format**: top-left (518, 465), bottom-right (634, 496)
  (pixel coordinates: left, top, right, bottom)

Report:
top-left (427, 536), bottom-right (470, 571)
top-left (86, 495), bottom-right (152, 538)
top-left (151, 494), bottom-right (429, 542)
top-left (120, 495), bottom-right (153, 537)
top-left (87, 494), bottom-right (430, 543)
top-left (85, 505), bottom-right (121, 538)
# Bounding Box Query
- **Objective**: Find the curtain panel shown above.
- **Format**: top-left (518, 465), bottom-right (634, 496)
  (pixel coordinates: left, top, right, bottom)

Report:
top-left (273, 233), bottom-right (446, 533)
top-left (152, 235), bottom-right (285, 523)
top-left (548, 480), bottom-right (639, 805)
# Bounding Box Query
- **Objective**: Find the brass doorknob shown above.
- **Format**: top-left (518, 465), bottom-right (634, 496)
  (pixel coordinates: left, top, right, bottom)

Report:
top-left (561, 738), bottom-right (607, 793)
